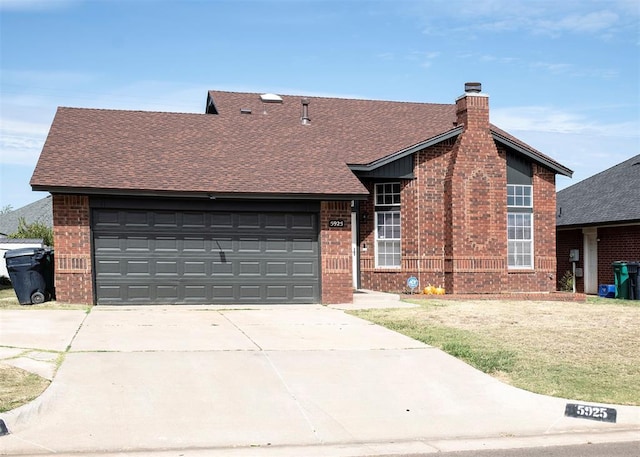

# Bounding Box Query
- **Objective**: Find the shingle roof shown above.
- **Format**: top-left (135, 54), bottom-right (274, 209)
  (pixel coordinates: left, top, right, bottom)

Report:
top-left (0, 196), bottom-right (52, 236)
top-left (31, 90), bottom-right (570, 198)
top-left (557, 154), bottom-right (640, 227)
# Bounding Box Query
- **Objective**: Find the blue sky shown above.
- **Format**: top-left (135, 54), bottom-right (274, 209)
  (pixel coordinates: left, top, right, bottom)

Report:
top-left (1, 0), bottom-right (638, 209)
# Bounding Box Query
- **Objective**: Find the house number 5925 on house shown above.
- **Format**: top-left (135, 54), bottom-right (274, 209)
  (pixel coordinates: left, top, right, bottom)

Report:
top-left (329, 220), bottom-right (345, 227)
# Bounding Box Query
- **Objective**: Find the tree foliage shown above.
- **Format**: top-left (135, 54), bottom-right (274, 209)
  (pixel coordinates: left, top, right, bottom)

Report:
top-left (8, 217), bottom-right (54, 246)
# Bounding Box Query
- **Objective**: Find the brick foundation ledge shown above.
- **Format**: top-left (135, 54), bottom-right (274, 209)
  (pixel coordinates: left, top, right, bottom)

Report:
top-left (401, 291), bottom-right (588, 302)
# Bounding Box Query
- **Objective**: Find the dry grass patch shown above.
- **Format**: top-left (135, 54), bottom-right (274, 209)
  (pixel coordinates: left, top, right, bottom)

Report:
top-left (0, 364), bottom-right (50, 412)
top-left (350, 299), bottom-right (640, 405)
top-left (0, 286), bottom-right (88, 310)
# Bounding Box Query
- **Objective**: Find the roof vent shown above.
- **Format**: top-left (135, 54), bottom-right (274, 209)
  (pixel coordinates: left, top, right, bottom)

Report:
top-left (301, 98), bottom-right (310, 125)
top-left (464, 82), bottom-right (482, 93)
top-left (240, 108), bottom-right (252, 114)
top-left (260, 93), bottom-right (283, 103)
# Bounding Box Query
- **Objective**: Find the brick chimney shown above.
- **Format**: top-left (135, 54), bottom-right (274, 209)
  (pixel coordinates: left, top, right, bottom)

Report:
top-left (444, 82), bottom-right (507, 293)
top-left (456, 82), bottom-right (489, 131)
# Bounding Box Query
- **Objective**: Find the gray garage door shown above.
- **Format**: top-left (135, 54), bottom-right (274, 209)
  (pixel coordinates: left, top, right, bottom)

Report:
top-left (92, 207), bottom-right (320, 304)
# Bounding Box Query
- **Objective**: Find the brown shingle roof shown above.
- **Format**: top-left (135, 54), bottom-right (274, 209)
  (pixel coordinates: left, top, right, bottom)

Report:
top-left (30, 90), bottom-right (569, 197)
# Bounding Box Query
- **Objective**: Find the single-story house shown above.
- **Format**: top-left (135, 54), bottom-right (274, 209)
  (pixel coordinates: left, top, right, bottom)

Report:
top-left (31, 82), bottom-right (572, 305)
top-left (0, 197), bottom-right (52, 279)
top-left (0, 196), bottom-right (52, 237)
top-left (556, 154), bottom-right (640, 294)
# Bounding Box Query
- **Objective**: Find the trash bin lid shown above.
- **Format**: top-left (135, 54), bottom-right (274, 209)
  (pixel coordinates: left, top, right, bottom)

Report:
top-left (3, 247), bottom-right (45, 259)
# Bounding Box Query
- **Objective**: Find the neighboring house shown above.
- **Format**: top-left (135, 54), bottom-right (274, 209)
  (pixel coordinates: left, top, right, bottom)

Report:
top-left (0, 196), bottom-right (53, 237)
top-left (0, 197), bottom-right (51, 278)
top-left (30, 83), bottom-right (572, 305)
top-left (556, 155), bottom-right (640, 294)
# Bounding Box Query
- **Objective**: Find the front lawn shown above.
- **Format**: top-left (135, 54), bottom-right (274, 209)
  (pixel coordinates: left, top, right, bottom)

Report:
top-left (349, 298), bottom-right (640, 405)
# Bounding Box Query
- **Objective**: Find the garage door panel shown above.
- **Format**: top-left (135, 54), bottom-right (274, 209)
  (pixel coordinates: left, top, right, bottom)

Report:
top-left (293, 285), bottom-right (316, 300)
top-left (93, 208), bottom-right (319, 304)
top-left (157, 261), bottom-right (179, 276)
top-left (292, 238), bottom-right (315, 253)
top-left (157, 285), bottom-right (179, 301)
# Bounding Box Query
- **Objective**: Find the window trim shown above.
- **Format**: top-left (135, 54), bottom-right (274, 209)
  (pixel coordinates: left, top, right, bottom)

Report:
top-left (507, 184), bottom-right (533, 209)
top-left (507, 212), bottom-right (534, 269)
top-left (374, 182), bottom-right (401, 269)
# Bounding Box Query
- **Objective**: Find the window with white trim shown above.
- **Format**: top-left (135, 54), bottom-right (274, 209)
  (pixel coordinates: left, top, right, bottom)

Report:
top-left (507, 184), bottom-right (532, 208)
top-left (375, 182), bottom-right (401, 268)
top-left (507, 184), bottom-right (533, 269)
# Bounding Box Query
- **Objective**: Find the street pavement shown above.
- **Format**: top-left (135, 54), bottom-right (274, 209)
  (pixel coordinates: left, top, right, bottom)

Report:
top-left (0, 291), bottom-right (639, 456)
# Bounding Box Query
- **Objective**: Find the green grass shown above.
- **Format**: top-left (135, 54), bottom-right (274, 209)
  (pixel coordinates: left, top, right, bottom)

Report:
top-left (350, 299), bottom-right (640, 405)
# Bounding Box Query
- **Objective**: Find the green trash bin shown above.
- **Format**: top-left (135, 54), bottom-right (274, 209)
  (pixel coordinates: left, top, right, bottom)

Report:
top-left (627, 262), bottom-right (639, 300)
top-left (612, 261), bottom-right (630, 299)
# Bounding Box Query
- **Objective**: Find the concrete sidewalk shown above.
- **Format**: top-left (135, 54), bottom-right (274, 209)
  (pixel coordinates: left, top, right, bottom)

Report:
top-left (1, 296), bottom-right (639, 456)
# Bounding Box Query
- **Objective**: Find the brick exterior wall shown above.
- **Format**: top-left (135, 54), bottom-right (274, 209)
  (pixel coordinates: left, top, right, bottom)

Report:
top-left (52, 194), bottom-right (93, 304)
top-left (320, 201), bottom-right (353, 303)
top-left (556, 229), bottom-right (583, 292)
top-left (359, 92), bottom-right (560, 295)
top-left (557, 225), bottom-right (640, 293)
top-left (598, 225), bottom-right (640, 285)
top-left (445, 93), bottom-right (507, 293)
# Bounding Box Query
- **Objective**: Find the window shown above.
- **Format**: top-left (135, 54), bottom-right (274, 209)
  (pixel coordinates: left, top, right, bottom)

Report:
top-left (507, 185), bottom-right (533, 269)
top-left (507, 185), bottom-right (532, 208)
top-left (507, 213), bottom-right (532, 268)
top-left (376, 182), bottom-right (401, 206)
top-left (375, 183), bottom-right (401, 268)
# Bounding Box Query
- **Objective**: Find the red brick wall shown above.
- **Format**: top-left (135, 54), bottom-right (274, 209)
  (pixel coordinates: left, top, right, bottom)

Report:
top-left (320, 201), bottom-right (353, 303)
top-left (556, 225), bottom-right (640, 293)
top-left (556, 229), bottom-right (583, 292)
top-left (445, 93), bottom-right (507, 293)
top-left (358, 94), bottom-right (560, 295)
top-left (52, 194), bottom-right (93, 304)
top-left (597, 225), bottom-right (640, 285)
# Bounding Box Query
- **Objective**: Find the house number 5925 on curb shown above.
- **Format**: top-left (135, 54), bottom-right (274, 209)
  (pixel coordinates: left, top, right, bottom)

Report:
top-left (329, 220), bottom-right (345, 227)
top-left (564, 403), bottom-right (616, 423)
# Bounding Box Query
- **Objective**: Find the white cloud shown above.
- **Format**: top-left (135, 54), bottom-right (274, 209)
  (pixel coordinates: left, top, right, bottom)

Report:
top-left (416, 0), bottom-right (633, 40)
top-left (535, 10), bottom-right (619, 35)
top-left (491, 105), bottom-right (639, 189)
top-left (492, 106), bottom-right (639, 137)
top-left (0, 120), bottom-right (50, 166)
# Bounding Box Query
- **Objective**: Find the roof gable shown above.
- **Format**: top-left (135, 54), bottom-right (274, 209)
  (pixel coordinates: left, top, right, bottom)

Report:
top-left (31, 90), bottom-right (572, 198)
top-left (557, 154), bottom-right (640, 227)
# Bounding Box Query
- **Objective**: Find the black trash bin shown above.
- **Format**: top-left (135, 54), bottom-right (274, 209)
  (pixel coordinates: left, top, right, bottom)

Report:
top-left (627, 262), bottom-right (640, 301)
top-left (4, 247), bottom-right (48, 305)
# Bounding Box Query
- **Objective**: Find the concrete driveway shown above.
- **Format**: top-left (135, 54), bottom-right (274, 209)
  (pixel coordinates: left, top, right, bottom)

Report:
top-left (1, 299), bottom-right (639, 456)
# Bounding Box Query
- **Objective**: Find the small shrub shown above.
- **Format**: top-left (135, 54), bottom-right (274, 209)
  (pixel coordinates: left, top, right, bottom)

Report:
top-left (559, 270), bottom-right (574, 292)
top-left (8, 217), bottom-right (53, 246)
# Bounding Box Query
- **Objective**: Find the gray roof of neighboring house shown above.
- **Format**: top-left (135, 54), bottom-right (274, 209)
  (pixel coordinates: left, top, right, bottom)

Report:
top-left (556, 154), bottom-right (640, 227)
top-left (0, 196), bottom-right (53, 236)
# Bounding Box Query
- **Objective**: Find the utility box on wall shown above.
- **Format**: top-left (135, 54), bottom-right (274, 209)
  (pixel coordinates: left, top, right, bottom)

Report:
top-left (569, 249), bottom-right (580, 262)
